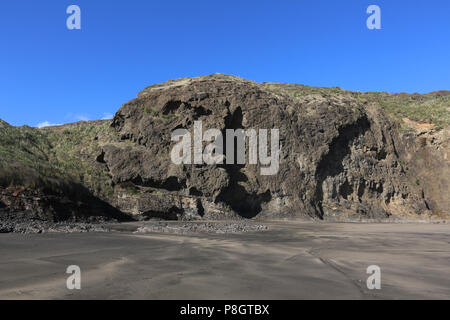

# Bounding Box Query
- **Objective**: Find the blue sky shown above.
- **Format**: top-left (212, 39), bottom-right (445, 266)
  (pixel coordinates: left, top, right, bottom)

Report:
top-left (1, 0), bottom-right (449, 127)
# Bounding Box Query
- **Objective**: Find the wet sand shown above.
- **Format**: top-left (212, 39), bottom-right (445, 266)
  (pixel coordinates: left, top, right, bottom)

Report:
top-left (0, 221), bottom-right (449, 300)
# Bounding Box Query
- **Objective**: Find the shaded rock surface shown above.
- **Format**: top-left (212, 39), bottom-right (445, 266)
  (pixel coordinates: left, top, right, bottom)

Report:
top-left (397, 127), bottom-right (450, 217)
top-left (0, 186), bottom-right (129, 223)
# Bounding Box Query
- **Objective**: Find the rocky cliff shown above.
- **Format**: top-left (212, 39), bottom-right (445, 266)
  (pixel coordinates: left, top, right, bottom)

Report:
top-left (1, 74), bottom-right (449, 222)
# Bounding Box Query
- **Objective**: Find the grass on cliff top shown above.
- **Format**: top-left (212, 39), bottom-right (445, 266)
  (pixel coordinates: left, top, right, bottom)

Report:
top-left (138, 73), bottom-right (249, 96)
top-left (263, 83), bottom-right (450, 130)
top-left (363, 93), bottom-right (450, 130)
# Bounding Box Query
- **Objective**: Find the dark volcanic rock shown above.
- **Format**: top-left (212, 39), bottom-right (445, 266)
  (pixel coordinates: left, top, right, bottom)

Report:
top-left (0, 219), bottom-right (110, 234)
top-left (2, 74), bottom-right (446, 223)
top-left (134, 221), bottom-right (269, 234)
top-left (0, 186), bottom-right (130, 226)
top-left (100, 74), bottom-right (432, 220)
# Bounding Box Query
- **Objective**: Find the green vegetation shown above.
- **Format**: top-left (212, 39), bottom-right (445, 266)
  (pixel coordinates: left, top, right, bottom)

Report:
top-left (263, 83), bottom-right (347, 99)
top-left (162, 114), bottom-right (176, 122)
top-left (144, 106), bottom-right (177, 122)
top-left (144, 106), bottom-right (158, 116)
top-left (264, 83), bottom-right (450, 130)
top-left (0, 121), bottom-right (54, 188)
top-left (0, 120), bottom-right (117, 199)
top-left (118, 181), bottom-right (140, 195)
top-left (365, 94), bottom-right (450, 130)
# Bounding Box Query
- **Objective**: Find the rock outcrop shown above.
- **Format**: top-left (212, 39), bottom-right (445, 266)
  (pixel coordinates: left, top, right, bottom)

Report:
top-left (100, 74), bottom-right (435, 220)
top-left (1, 74), bottom-right (448, 222)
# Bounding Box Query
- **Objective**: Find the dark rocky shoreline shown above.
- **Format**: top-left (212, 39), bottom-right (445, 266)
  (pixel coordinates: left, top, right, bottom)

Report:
top-left (2, 216), bottom-right (448, 235)
top-left (0, 219), bottom-right (111, 234)
top-left (134, 221), bottom-right (269, 235)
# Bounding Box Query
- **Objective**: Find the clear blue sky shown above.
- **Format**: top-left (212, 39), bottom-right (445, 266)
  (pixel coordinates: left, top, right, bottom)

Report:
top-left (1, 0), bottom-right (449, 126)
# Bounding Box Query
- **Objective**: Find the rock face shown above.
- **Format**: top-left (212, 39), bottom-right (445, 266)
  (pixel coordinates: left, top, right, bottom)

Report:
top-left (1, 74), bottom-right (447, 223)
top-left (0, 186), bottom-right (128, 223)
top-left (398, 127), bottom-right (450, 217)
top-left (99, 74), bottom-right (432, 220)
